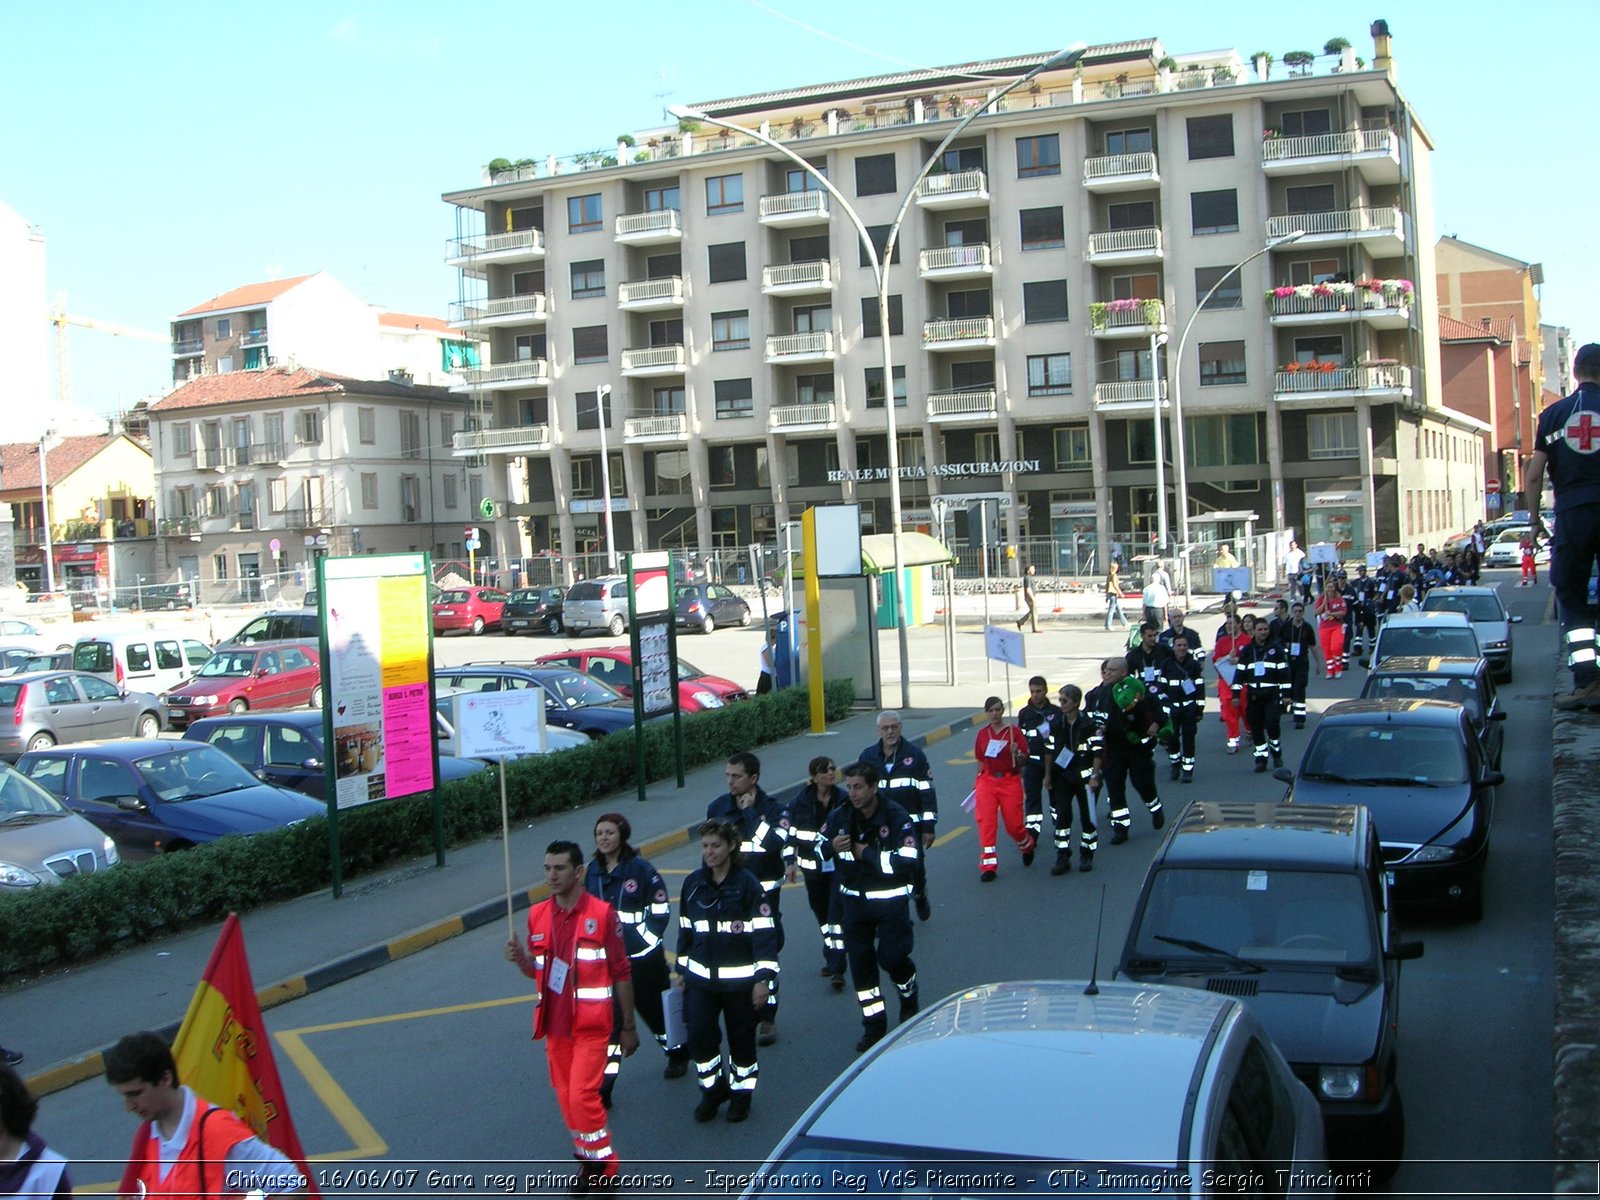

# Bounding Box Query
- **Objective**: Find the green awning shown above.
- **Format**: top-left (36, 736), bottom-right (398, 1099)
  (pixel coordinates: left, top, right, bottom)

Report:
top-left (785, 531), bottom-right (954, 577)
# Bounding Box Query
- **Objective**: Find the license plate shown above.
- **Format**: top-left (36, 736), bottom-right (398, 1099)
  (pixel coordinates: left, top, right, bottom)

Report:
top-left (168, 708), bottom-right (186, 718)
top-left (568, 619), bottom-right (590, 627)
top-left (507, 620), bottom-right (528, 629)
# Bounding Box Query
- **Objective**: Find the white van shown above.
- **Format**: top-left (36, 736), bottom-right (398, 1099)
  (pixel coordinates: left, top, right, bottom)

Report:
top-left (70, 630), bottom-right (213, 695)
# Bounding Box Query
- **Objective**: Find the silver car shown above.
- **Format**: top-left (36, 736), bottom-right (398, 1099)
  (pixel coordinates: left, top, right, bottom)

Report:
top-left (1420, 586), bottom-right (1521, 679)
top-left (0, 761), bottom-right (118, 889)
top-left (0, 671), bottom-right (165, 759)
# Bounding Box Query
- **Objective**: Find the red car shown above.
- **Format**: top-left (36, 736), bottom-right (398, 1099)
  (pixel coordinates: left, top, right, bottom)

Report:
top-left (163, 644), bottom-right (322, 729)
top-left (534, 648), bottom-right (748, 713)
top-left (432, 587), bottom-right (508, 635)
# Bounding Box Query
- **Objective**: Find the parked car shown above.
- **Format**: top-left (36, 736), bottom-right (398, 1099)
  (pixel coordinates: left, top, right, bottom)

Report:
top-left (1361, 610), bottom-right (1481, 670)
top-left (432, 587), bottom-right (508, 635)
top-left (71, 630), bottom-right (213, 694)
top-left (743, 979), bottom-right (1330, 1197)
top-left (561, 577), bottom-right (630, 637)
top-left (116, 582), bottom-right (197, 611)
top-left (0, 761), bottom-right (120, 889)
top-left (0, 645), bottom-right (39, 675)
top-left (1482, 526), bottom-right (1547, 568)
top-left (533, 647), bottom-right (747, 712)
top-left (15, 740), bottom-right (324, 859)
top-left (1360, 655), bottom-right (1507, 770)
top-left (432, 687), bottom-right (590, 761)
top-left (1119, 800), bottom-right (1421, 1176)
top-left (0, 671), bottom-right (165, 758)
top-left (183, 710), bottom-right (485, 800)
top-left (1276, 698), bottom-right (1501, 921)
top-left (215, 610), bottom-right (319, 649)
top-left (15, 650), bottom-right (72, 675)
top-left (674, 582), bottom-right (751, 634)
top-left (501, 586), bottom-right (566, 636)
top-left (161, 644), bottom-right (322, 729)
top-left (0, 619), bottom-right (69, 654)
top-left (431, 664), bottom-right (642, 739)
top-left (1420, 586), bottom-right (1520, 678)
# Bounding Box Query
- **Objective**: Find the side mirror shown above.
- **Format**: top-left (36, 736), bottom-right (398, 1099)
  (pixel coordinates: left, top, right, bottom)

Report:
top-left (1272, 767), bottom-right (1295, 784)
top-left (255, 669), bottom-right (271, 678)
top-left (302, 757), bottom-right (323, 770)
top-left (1489, 710), bottom-right (1507, 722)
top-left (1388, 939), bottom-right (1425, 961)
top-left (113, 794), bottom-right (148, 812)
top-left (1510, 615), bottom-right (1524, 624)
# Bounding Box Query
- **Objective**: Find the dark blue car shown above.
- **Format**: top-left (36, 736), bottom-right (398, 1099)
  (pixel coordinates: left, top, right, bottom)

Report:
top-left (432, 665), bottom-right (642, 739)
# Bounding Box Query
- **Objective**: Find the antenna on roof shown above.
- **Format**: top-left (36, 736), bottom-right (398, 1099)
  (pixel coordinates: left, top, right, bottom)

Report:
top-left (1084, 884), bottom-right (1108, 996)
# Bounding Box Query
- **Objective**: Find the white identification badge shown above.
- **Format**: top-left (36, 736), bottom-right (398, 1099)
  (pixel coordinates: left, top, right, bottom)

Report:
top-left (1143, 667), bottom-right (1156, 682)
top-left (1290, 642), bottom-right (1302, 657)
top-left (984, 739), bottom-right (1006, 759)
top-left (548, 957), bottom-right (571, 994)
top-left (821, 858), bottom-right (835, 873)
top-left (1057, 749), bottom-right (1074, 770)
top-left (1253, 661), bottom-right (1266, 678)
top-left (1180, 679), bottom-right (1196, 695)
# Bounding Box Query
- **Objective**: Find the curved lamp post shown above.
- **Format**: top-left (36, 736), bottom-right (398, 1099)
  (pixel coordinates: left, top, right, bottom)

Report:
top-left (674, 42), bottom-right (1086, 707)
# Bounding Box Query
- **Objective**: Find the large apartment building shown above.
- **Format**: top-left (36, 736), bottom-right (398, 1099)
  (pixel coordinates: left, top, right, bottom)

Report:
top-left (444, 24), bottom-right (1478, 567)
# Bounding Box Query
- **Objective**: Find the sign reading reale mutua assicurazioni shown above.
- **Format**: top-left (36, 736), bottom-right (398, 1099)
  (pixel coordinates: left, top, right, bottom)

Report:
top-left (826, 458), bottom-right (1042, 483)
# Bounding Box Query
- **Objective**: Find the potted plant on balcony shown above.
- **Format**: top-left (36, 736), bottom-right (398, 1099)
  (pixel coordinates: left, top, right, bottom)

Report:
top-left (1283, 49), bottom-right (1315, 76)
top-left (1253, 50), bottom-right (1274, 81)
top-left (1157, 55), bottom-right (1177, 90)
top-left (1212, 65), bottom-right (1237, 84)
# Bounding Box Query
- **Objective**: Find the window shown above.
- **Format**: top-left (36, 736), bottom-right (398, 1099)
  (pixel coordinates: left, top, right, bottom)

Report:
top-left (511, 270), bottom-right (542, 296)
top-left (858, 225), bottom-right (902, 267)
top-left (440, 412), bottom-right (455, 446)
top-left (949, 360), bottom-right (993, 390)
top-left (575, 389), bottom-right (611, 432)
top-left (645, 252), bottom-right (681, 280)
top-left (400, 475), bottom-right (421, 523)
top-left (399, 410), bottom-right (422, 458)
top-left (216, 356), bottom-right (234, 375)
top-left (1019, 207), bottom-right (1065, 250)
top-left (1107, 200), bottom-right (1156, 231)
top-left (945, 289), bottom-right (991, 319)
top-left (1186, 114), bottom-right (1235, 159)
top-left (571, 459), bottom-right (595, 499)
top-left (1105, 127), bottom-right (1152, 156)
top-left (1027, 353), bottom-right (1072, 396)
top-left (1288, 258), bottom-right (1343, 285)
top-left (708, 446), bottom-right (736, 487)
top-left (796, 373), bottom-right (835, 406)
top-left (1110, 272), bottom-right (1160, 301)
top-left (1127, 422), bottom-right (1158, 464)
top-left (172, 423), bottom-right (193, 456)
top-left (1023, 280), bottom-right (1069, 324)
top-left (652, 450), bottom-right (692, 494)
top-left (1015, 134), bottom-right (1061, 178)
top-left (1292, 335), bottom-right (1345, 365)
top-left (1054, 426), bottom-right (1091, 468)
top-left (784, 163), bottom-right (826, 193)
top-left (864, 366), bottom-right (907, 408)
top-left (1285, 184), bottom-right (1336, 215)
top-left (296, 409), bottom-right (322, 445)
top-left (647, 317), bottom-right (683, 347)
top-left (1186, 414), bottom-right (1260, 466)
top-left (572, 326), bottom-right (609, 365)
top-left (652, 386), bottom-right (686, 415)
top-left (707, 242), bottom-right (747, 283)
top-left (357, 407), bottom-right (376, 443)
top-left (1199, 340), bottom-right (1248, 386)
top-left (706, 174), bottom-right (743, 214)
top-left (643, 184), bottom-right (680, 212)
top-left (514, 333), bottom-right (545, 362)
top-left (791, 304), bottom-right (831, 334)
top-left (507, 205), bottom-right (542, 232)
top-left (442, 473), bottom-right (458, 509)
top-left (361, 473), bottom-right (378, 509)
top-left (1191, 189), bottom-right (1240, 234)
top-left (855, 153), bottom-right (897, 196)
top-left (714, 379), bottom-right (753, 419)
top-left (711, 310), bottom-right (750, 351)
top-left (1195, 266), bottom-right (1244, 309)
top-left (172, 486), bottom-right (195, 516)
top-left (213, 553), bottom-right (228, 580)
top-left (215, 318), bottom-right (232, 338)
top-left (940, 145), bottom-right (984, 172)
top-left (860, 295), bottom-right (904, 339)
top-left (1280, 108), bottom-right (1333, 138)
top-left (570, 259), bottom-right (606, 299)
top-left (1308, 412), bottom-right (1359, 458)
top-left (568, 193), bottom-right (602, 233)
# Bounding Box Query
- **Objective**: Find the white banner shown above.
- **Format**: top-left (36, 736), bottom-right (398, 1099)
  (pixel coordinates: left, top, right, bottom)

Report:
top-left (455, 688), bottom-right (549, 759)
top-left (984, 624), bottom-right (1027, 668)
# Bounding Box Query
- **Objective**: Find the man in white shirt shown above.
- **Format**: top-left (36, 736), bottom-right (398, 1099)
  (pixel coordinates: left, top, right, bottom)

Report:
top-left (1283, 539), bottom-right (1305, 585)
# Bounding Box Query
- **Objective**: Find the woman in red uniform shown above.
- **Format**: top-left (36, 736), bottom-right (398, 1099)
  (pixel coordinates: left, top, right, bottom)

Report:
top-left (1315, 575), bottom-right (1350, 678)
top-left (971, 696), bottom-right (1033, 882)
top-left (1212, 614), bottom-right (1250, 754)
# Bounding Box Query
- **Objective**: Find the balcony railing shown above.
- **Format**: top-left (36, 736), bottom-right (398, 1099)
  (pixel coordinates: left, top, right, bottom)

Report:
top-left (759, 191), bottom-right (830, 221)
top-left (1086, 228), bottom-right (1163, 257)
top-left (449, 294), bottom-right (550, 325)
top-left (447, 229), bottom-right (545, 261)
top-left (617, 277), bottom-right (685, 306)
top-left (239, 329), bottom-right (269, 348)
top-left (1083, 151), bottom-right (1159, 181)
top-left (765, 330), bottom-right (835, 359)
top-left (1090, 299), bottom-right (1166, 333)
top-left (919, 244), bottom-right (993, 274)
top-left (158, 516), bottom-right (199, 536)
top-left (927, 389), bottom-right (998, 419)
top-left (195, 446), bottom-right (226, 469)
top-left (1262, 128), bottom-right (1396, 163)
top-left (1267, 205), bottom-right (1401, 240)
top-left (1274, 364), bottom-right (1413, 395)
top-left (614, 209), bottom-right (682, 239)
top-left (1092, 380), bottom-right (1168, 408)
top-left (623, 414), bottom-right (689, 439)
top-left (922, 317), bottom-right (996, 346)
top-left (620, 345), bottom-right (688, 373)
top-left (282, 506), bottom-right (332, 528)
top-left (455, 360), bottom-right (550, 388)
top-left (1268, 289), bottom-right (1410, 318)
top-left (173, 337), bottom-right (204, 356)
top-left (769, 402), bottom-right (837, 430)
top-left (221, 443), bottom-right (289, 467)
top-left (762, 261), bottom-right (833, 290)
top-left (915, 168), bottom-right (988, 204)
top-left (453, 425), bottom-right (551, 454)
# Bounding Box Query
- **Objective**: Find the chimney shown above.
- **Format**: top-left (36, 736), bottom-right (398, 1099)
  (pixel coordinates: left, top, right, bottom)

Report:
top-left (1370, 19), bottom-right (1394, 78)
top-left (388, 369), bottom-right (414, 386)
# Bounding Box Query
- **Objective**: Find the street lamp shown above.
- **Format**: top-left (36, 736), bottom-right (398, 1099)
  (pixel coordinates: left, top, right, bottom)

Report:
top-left (672, 42), bottom-right (1086, 708)
top-left (37, 432), bottom-right (58, 594)
top-left (1168, 229), bottom-right (1304, 600)
top-left (595, 384), bottom-right (618, 571)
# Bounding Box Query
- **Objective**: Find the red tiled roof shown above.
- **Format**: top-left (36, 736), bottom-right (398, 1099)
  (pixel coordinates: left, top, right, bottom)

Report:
top-left (150, 367), bottom-right (343, 412)
top-left (178, 275), bottom-right (315, 318)
top-left (1438, 314), bottom-right (1511, 343)
top-left (378, 310), bottom-right (451, 333)
top-left (0, 435), bottom-right (133, 493)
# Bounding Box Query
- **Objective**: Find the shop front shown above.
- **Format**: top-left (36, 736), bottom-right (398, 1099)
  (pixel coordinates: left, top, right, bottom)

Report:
top-left (1304, 482), bottom-right (1365, 556)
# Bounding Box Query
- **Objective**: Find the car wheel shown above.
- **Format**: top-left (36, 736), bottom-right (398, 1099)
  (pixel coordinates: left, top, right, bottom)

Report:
top-left (546, 616), bottom-right (562, 635)
top-left (471, 616), bottom-right (486, 635)
top-left (308, 685), bottom-right (323, 710)
top-left (701, 615), bottom-right (716, 635)
top-left (607, 614), bottom-right (625, 637)
top-left (228, 699), bottom-right (249, 715)
top-left (738, 607), bottom-right (752, 627)
top-left (25, 731), bottom-right (55, 753)
top-left (135, 713), bottom-right (161, 739)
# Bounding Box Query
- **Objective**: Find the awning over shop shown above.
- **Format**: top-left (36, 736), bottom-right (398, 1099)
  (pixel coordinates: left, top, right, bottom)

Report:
top-left (786, 531), bottom-right (954, 577)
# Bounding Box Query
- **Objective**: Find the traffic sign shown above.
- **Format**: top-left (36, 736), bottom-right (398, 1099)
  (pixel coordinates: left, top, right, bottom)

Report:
top-left (1486, 478), bottom-right (1501, 494)
top-left (479, 497), bottom-right (496, 519)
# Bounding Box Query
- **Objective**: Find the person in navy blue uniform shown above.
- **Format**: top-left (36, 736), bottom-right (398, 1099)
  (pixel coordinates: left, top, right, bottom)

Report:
top-left (820, 762), bottom-right (920, 1053)
top-left (1155, 636), bottom-right (1205, 783)
top-left (859, 712), bottom-right (936, 921)
top-left (1125, 622), bottom-right (1173, 688)
top-left (1046, 683), bottom-right (1098, 874)
top-left (1015, 678), bottom-right (1059, 843)
top-left (1090, 662), bottom-right (1167, 843)
top-left (783, 757), bottom-right (848, 990)
top-left (1279, 602), bottom-right (1323, 729)
top-left (1235, 618), bottom-right (1291, 770)
top-left (705, 753), bottom-right (791, 1044)
top-left (586, 812), bottom-right (688, 1105)
top-left (1529, 343), bottom-right (1600, 708)
top-left (1158, 609), bottom-right (1208, 667)
top-left (673, 820), bottom-right (778, 1124)
top-left (1347, 564), bottom-right (1380, 658)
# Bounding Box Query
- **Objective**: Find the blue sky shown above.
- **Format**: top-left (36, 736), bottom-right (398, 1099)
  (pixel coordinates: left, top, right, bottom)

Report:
top-left (2, 0), bottom-right (1591, 438)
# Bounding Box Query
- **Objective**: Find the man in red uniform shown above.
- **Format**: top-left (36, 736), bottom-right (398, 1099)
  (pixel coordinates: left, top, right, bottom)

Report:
top-left (507, 841), bottom-right (638, 1195)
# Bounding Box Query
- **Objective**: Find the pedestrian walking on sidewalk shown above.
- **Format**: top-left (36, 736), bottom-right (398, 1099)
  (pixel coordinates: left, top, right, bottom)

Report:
top-left (507, 842), bottom-right (636, 1192)
top-left (860, 713), bottom-right (937, 921)
top-left (585, 814), bottom-right (689, 1104)
top-left (972, 697), bottom-right (1035, 880)
top-left (784, 758), bottom-right (849, 990)
top-left (1103, 562), bottom-right (1129, 630)
top-left (1015, 564), bottom-right (1040, 633)
top-left (1, 1063), bottom-right (72, 1200)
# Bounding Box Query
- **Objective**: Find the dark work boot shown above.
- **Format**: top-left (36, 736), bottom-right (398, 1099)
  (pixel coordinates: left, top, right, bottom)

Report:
top-left (1050, 850), bottom-right (1072, 875)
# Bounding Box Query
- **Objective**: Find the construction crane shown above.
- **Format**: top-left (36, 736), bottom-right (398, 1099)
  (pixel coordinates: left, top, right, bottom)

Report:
top-left (47, 296), bottom-right (167, 412)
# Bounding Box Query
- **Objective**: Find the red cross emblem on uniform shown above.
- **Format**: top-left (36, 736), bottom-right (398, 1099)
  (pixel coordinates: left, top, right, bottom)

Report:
top-left (1565, 412), bottom-right (1600, 454)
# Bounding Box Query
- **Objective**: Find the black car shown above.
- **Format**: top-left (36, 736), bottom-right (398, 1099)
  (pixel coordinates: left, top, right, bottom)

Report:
top-left (673, 582), bottom-right (751, 634)
top-left (1275, 699), bottom-right (1502, 921)
top-left (502, 586), bottom-right (565, 636)
top-left (181, 710), bottom-right (485, 800)
top-left (1119, 800), bottom-right (1421, 1176)
top-left (1359, 655), bottom-right (1506, 770)
top-left (432, 664), bottom-right (642, 739)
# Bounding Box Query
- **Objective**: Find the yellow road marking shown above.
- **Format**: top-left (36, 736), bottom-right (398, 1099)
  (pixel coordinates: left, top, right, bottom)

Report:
top-left (274, 1028), bottom-right (389, 1160)
top-left (932, 826), bottom-right (969, 848)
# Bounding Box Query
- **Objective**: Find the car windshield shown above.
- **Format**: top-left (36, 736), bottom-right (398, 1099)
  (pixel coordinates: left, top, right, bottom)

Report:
top-left (1365, 675), bottom-right (1481, 720)
top-left (508, 589), bottom-right (542, 603)
top-left (1377, 628), bottom-right (1480, 660)
top-left (675, 658), bottom-right (706, 681)
top-left (197, 651), bottom-right (259, 678)
top-left (566, 582), bottom-right (605, 601)
top-left (1303, 725), bottom-right (1469, 785)
top-left (536, 670), bottom-right (623, 707)
top-left (438, 590), bottom-right (469, 604)
top-left (0, 767), bottom-right (68, 819)
top-left (1493, 529), bottom-right (1527, 544)
top-left (133, 744), bottom-right (263, 801)
top-left (1130, 866), bottom-right (1376, 967)
top-left (1424, 594), bottom-right (1506, 622)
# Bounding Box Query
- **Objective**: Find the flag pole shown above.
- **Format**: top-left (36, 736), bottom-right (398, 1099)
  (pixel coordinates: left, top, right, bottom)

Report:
top-left (499, 757), bottom-right (515, 939)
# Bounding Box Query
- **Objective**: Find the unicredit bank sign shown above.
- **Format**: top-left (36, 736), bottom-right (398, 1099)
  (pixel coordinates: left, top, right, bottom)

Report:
top-left (827, 458), bottom-right (1042, 483)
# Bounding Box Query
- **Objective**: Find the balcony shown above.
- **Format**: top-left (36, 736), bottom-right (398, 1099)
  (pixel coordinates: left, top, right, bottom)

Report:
top-left (618, 277), bottom-right (685, 311)
top-left (1092, 380), bottom-right (1169, 411)
top-left (282, 506), bottom-right (332, 529)
top-left (922, 317), bottom-right (996, 351)
top-left (172, 337), bottom-right (203, 357)
top-left (769, 402), bottom-right (838, 432)
top-left (623, 414), bottom-right (690, 442)
top-left (614, 209), bottom-right (682, 246)
top-left (158, 516), bottom-right (200, 536)
top-left (764, 330), bottom-right (836, 365)
top-left (919, 243), bottom-right (993, 281)
top-left (449, 294), bottom-right (550, 329)
top-left (620, 345), bottom-right (688, 377)
top-left (761, 260), bottom-right (834, 296)
top-left (1268, 285), bottom-right (1413, 330)
top-left (1085, 227), bottom-right (1164, 265)
top-left (450, 359), bottom-right (551, 392)
top-left (1273, 363), bottom-right (1413, 403)
top-left (915, 169), bottom-right (988, 209)
top-left (1262, 128), bottom-right (1401, 184)
top-left (1090, 299), bottom-right (1167, 339)
top-left (759, 191), bottom-right (830, 226)
top-left (445, 229), bottom-right (546, 274)
top-left (195, 447), bottom-right (227, 470)
top-left (239, 328), bottom-right (270, 349)
top-left (1266, 206), bottom-right (1405, 257)
top-left (1082, 151), bottom-right (1160, 193)
top-left (221, 443), bottom-right (289, 468)
top-left (452, 425), bottom-right (551, 456)
top-left (927, 389), bottom-right (999, 424)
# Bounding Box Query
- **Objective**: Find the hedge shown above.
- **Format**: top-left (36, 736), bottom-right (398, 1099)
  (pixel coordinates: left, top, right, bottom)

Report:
top-left (0, 680), bottom-right (855, 979)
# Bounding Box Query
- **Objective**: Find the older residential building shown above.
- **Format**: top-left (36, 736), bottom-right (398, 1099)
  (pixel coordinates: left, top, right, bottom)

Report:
top-left (444, 23), bottom-right (1463, 566)
top-left (1541, 322), bottom-right (1573, 401)
top-left (147, 367), bottom-right (473, 599)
